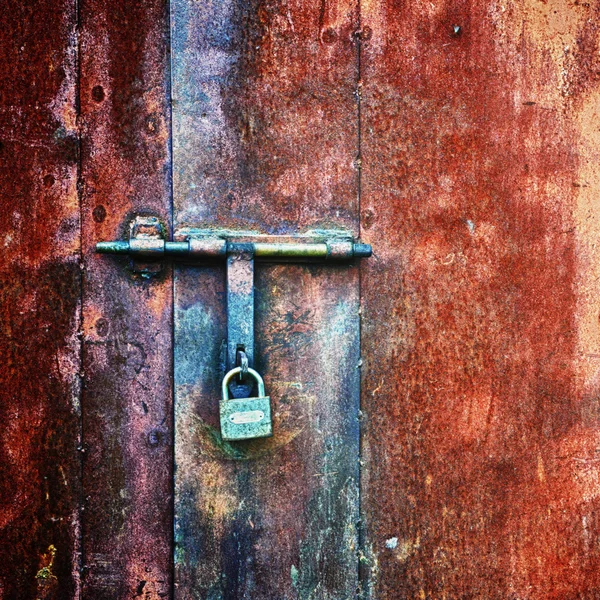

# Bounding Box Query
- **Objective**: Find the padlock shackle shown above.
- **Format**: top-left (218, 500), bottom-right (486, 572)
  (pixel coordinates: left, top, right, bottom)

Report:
top-left (222, 367), bottom-right (265, 401)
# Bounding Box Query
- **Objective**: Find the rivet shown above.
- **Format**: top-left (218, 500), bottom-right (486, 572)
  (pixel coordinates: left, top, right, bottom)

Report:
top-left (95, 318), bottom-right (109, 337)
top-left (92, 205), bottom-right (107, 223)
top-left (147, 429), bottom-right (162, 448)
top-left (91, 85), bottom-right (105, 102)
top-left (322, 28), bottom-right (338, 44)
top-left (361, 26), bottom-right (373, 41)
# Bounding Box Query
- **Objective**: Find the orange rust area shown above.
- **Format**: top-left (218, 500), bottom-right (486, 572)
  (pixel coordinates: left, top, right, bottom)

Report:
top-left (361, 0), bottom-right (600, 597)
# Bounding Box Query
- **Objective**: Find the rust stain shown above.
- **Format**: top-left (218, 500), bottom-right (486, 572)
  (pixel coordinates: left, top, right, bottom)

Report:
top-left (361, 0), bottom-right (600, 597)
top-left (172, 0), bottom-right (359, 234)
top-left (0, 267), bottom-right (81, 600)
top-left (0, 0), bottom-right (81, 596)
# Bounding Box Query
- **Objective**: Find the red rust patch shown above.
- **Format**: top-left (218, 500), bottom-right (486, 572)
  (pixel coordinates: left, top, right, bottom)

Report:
top-left (0, 264), bottom-right (81, 599)
top-left (0, 0), bottom-right (80, 597)
top-left (360, 0), bottom-right (591, 597)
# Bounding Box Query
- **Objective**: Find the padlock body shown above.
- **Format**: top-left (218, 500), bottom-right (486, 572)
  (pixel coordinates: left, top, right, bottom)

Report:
top-left (220, 395), bottom-right (272, 441)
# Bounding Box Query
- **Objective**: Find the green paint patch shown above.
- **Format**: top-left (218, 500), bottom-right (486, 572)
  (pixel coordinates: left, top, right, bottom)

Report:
top-left (188, 411), bottom-right (278, 461)
top-left (36, 545), bottom-right (57, 582)
top-left (36, 544), bottom-right (59, 598)
top-left (290, 564), bottom-right (299, 589)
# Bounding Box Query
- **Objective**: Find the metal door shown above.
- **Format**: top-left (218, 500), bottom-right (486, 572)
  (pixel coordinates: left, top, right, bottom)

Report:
top-left (3, 0), bottom-right (600, 598)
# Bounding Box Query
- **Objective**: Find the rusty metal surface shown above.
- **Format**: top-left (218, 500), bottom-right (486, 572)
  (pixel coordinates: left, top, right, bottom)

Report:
top-left (0, 0), bottom-right (81, 598)
top-left (5, 0), bottom-right (600, 598)
top-left (79, 0), bottom-right (172, 597)
top-left (171, 0), bottom-right (361, 596)
top-left (360, 1), bottom-right (600, 597)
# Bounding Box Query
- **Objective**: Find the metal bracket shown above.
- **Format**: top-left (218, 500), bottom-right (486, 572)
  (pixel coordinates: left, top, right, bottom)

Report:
top-left (97, 217), bottom-right (372, 388)
top-left (226, 246), bottom-right (255, 396)
top-left (128, 215), bottom-right (165, 277)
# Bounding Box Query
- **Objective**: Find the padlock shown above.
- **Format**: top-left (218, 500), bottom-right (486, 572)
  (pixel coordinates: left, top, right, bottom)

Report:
top-left (220, 367), bottom-right (273, 441)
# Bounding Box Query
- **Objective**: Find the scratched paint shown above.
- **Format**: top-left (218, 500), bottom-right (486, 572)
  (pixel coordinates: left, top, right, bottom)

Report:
top-left (171, 0), bottom-right (361, 597)
top-left (360, 0), bottom-right (600, 597)
top-left (79, 0), bottom-right (172, 598)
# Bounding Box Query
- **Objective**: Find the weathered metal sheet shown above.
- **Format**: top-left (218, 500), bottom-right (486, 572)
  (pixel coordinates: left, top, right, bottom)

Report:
top-left (80, 0), bottom-right (172, 597)
top-left (171, 0), bottom-right (361, 596)
top-left (360, 0), bottom-right (600, 597)
top-left (0, 0), bottom-right (81, 597)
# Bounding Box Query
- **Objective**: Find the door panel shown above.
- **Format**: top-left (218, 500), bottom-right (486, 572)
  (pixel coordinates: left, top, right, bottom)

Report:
top-left (171, 0), bottom-right (361, 597)
top-left (80, 0), bottom-right (173, 597)
top-left (0, 1), bottom-right (80, 597)
top-left (360, 1), bottom-right (600, 597)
